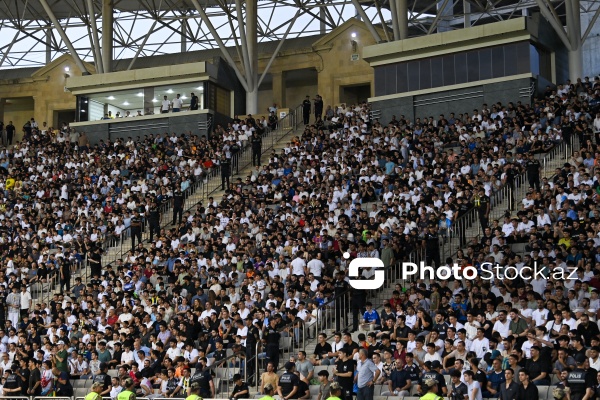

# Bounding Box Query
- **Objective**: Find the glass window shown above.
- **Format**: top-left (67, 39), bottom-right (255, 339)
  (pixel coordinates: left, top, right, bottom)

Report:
top-left (443, 55), bottom-right (455, 86)
top-left (420, 59), bottom-right (432, 90)
top-left (491, 46), bottom-right (505, 78)
top-left (397, 62), bottom-right (408, 93)
top-left (467, 51), bottom-right (480, 82)
top-left (455, 53), bottom-right (468, 84)
top-left (407, 61), bottom-right (420, 91)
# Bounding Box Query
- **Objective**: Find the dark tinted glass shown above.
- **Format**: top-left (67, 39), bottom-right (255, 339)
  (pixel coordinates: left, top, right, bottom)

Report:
top-left (455, 53), bottom-right (468, 84)
top-left (467, 51), bottom-right (479, 82)
top-left (407, 61), bottom-right (420, 91)
top-left (491, 46), bottom-right (504, 78)
top-left (420, 59), bottom-right (432, 90)
top-left (443, 55), bottom-right (455, 86)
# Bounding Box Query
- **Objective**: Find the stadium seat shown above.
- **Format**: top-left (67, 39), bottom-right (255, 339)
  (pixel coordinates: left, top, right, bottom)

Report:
top-left (309, 385), bottom-right (320, 396)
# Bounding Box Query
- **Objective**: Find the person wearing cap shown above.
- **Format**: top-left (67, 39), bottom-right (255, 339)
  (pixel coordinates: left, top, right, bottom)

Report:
top-left (567, 353), bottom-right (596, 400)
top-left (86, 381), bottom-right (105, 400)
top-left (118, 377), bottom-right (136, 400)
top-left (186, 381), bottom-right (202, 400)
top-left (278, 361), bottom-right (300, 400)
top-left (54, 340), bottom-right (69, 373)
top-left (93, 362), bottom-right (113, 396)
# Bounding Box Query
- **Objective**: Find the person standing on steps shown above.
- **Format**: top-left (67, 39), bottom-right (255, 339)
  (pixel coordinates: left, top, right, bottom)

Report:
top-left (525, 152), bottom-right (541, 191)
top-left (302, 96), bottom-right (311, 125)
top-left (220, 155), bottom-right (231, 191)
top-left (251, 131), bottom-right (262, 167)
top-left (314, 95), bottom-right (324, 122)
top-left (5, 121), bottom-right (14, 146)
top-left (148, 201), bottom-right (161, 242)
top-left (172, 188), bottom-right (184, 226)
top-left (130, 210), bottom-right (142, 250)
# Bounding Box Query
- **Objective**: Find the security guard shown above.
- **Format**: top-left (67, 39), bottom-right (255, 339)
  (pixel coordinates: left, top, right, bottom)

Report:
top-left (85, 382), bottom-right (104, 400)
top-left (418, 361), bottom-right (447, 397)
top-left (186, 382), bottom-right (203, 400)
top-left (278, 362), bottom-right (300, 400)
top-left (264, 318), bottom-right (281, 369)
top-left (568, 353), bottom-right (597, 400)
top-left (220, 155), bottom-right (231, 190)
top-left (190, 358), bottom-right (214, 398)
top-left (251, 131), bottom-right (262, 166)
top-left (419, 378), bottom-right (443, 400)
top-left (3, 369), bottom-right (22, 395)
top-left (260, 383), bottom-right (276, 400)
top-left (130, 211), bottom-right (142, 250)
top-left (525, 152), bottom-right (541, 191)
top-left (333, 271), bottom-right (349, 331)
top-left (326, 382), bottom-right (343, 400)
top-left (117, 377), bottom-right (136, 400)
top-left (172, 189), bottom-right (184, 225)
top-left (148, 201), bottom-right (161, 242)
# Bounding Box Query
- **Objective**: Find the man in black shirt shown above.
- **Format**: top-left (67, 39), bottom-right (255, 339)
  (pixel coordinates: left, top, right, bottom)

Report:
top-left (313, 333), bottom-right (333, 365)
top-left (475, 188), bottom-right (491, 231)
top-left (190, 93), bottom-right (199, 110)
top-left (148, 202), bottom-right (161, 242)
top-left (334, 272), bottom-right (349, 331)
top-left (525, 153), bottom-right (541, 191)
top-left (264, 318), bottom-right (281, 369)
top-left (333, 349), bottom-right (354, 400)
top-left (130, 211), bottom-right (142, 250)
top-left (278, 362), bottom-right (300, 400)
top-left (516, 369), bottom-right (539, 400)
top-left (190, 358), bottom-right (214, 398)
top-left (3, 369), bottom-right (22, 395)
top-left (172, 189), bottom-right (184, 226)
top-left (302, 96), bottom-right (311, 125)
top-left (423, 225), bottom-right (441, 268)
top-left (220, 155), bottom-right (231, 190)
top-left (251, 132), bottom-right (262, 166)
top-left (93, 362), bottom-right (112, 397)
top-left (5, 121), bottom-right (14, 145)
top-left (449, 369), bottom-right (468, 400)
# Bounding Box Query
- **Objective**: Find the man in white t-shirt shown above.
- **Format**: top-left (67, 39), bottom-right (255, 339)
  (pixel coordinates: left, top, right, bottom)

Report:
top-left (470, 328), bottom-right (490, 358)
top-left (161, 95), bottom-right (171, 113)
top-left (172, 94), bottom-right (183, 112)
top-left (290, 255), bottom-right (306, 276)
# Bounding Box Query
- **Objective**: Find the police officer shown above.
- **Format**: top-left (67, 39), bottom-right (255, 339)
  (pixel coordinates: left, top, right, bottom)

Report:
top-left (525, 152), bottom-right (541, 191)
top-left (302, 96), bottom-right (311, 125)
top-left (568, 353), bottom-right (597, 400)
top-left (418, 361), bottom-right (446, 397)
top-left (172, 189), bottom-right (184, 226)
top-left (278, 362), bottom-right (300, 400)
top-left (220, 155), bottom-right (231, 190)
top-left (264, 318), bottom-right (281, 369)
top-left (419, 378), bottom-right (443, 400)
top-left (130, 211), bottom-right (142, 250)
top-left (186, 382), bottom-right (202, 400)
top-left (86, 382), bottom-right (104, 400)
top-left (148, 201), bottom-right (161, 242)
top-left (251, 131), bottom-right (262, 166)
top-left (351, 280), bottom-right (367, 332)
top-left (3, 369), bottom-right (22, 396)
top-left (93, 362), bottom-right (112, 397)
top-left (333, 271), bottom-right (349, 331)
top-left (190, 358), bottom-right (214, 398)
top-left (117, 378), bottom-right (136, 400)
top-left (474, 187), bottom-right (490, 231)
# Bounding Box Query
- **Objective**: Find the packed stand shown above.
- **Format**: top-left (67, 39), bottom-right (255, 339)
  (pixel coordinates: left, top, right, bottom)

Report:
top-left (0, 74), bottom-right (599, 400)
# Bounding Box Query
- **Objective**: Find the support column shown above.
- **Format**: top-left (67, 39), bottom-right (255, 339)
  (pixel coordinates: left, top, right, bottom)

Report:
top-left (320, 6), bottom-right (326, 34)
top-left (566, 0), bottom-right (583, 81)
top-left (246, 1), bottom-right (259, 114)
top-left (0, 99), bottom-right (5, 127)
top-left (181, 19), bottom-right (187, 53)
top-left (463, 0), bottom-right (471, 28)
top-left (143, 87), bottom-right (154, 114)
top-left (271, 71), bottom-right (286, 108)
top-left (437, 0), bottom-right (453, 32)
top-left (397, 0), bottom-right (408, 39)
top-left (86, 0), bottom-right (103, 73)
top-left (102, 0), bottom-right (113, 73)
top-left (46, 28), bottom-right (52, 64)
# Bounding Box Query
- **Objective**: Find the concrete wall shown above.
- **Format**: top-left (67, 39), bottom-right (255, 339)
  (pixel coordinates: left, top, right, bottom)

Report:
top-left (372, 77), bottom-right (534, 123)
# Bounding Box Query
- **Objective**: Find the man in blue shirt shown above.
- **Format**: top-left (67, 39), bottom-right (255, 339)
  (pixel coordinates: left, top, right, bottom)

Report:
top-left (362, 302), bottom-right (381, 328)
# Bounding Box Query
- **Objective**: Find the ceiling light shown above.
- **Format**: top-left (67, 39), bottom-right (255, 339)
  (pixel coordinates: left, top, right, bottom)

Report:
top-left (64, 66), bottom-right (70, 72)
top-left (123, 101), bottom-right (129, 106)
top-left (351, 32), bottom-right (357, 38)
top-left (181, 96), bottom-right (188, 100)
top-left (196, 87), bottom-right (203, 90)
top-left (107, 96), bottom-right (115, 100)
top-left (136, 92), bottom-right (144, 97)
top-left (166, 89), bottom-right (173, 94)
top-left (152, 99), bottom-right (158, 103)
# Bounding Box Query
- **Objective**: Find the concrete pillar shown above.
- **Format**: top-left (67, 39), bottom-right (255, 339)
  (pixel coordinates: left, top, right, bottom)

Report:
top-left (271, 71), bottom-right (286, 108)
top-left (0, 99), bottom-right (5, 125)
top-left (566, 0), bottom-right (583, 81)
top-left (246, 1), bottom-right (259, 114)
top-left (320, 6), bottom-right (326, 34)
top-left (143, 87), bottom-right (154, 114)
top-left (463, 0), bottom-right (471, 28)
top-left (397, 0), bottom-right (408, 39)
top-left (102, 0), bottom-right (113, 73)
top-left (437, 0), bottom-right (453, 33)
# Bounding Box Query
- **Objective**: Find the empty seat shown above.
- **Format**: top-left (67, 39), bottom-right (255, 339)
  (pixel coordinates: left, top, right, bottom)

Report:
top-left (374, 396), bottom-right (388, 400)
top-left (73, 380), bottom-right (87, 388)
top-left (374, 385), bottom-right (385, 396)
top-left (309, 385), bottom-right (320, 396)
top-left (537, 386), bottom-right (550, 400)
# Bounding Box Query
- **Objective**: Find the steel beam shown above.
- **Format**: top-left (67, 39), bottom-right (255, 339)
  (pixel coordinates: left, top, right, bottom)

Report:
top-left (86, 0), bottom-right (103, 73)
top-left (398, 0), bottom-right (408, 39)
top-left (533, 0), bottom-right (572, 50)
top-left (102, 0), bottom-right (113, 72)
top-left (39, 0), bottom-right (88, 73)
top-left (189, 0), bottom-right (249, 92)
top-left (247, 0), bottom-right (259, 113)
top-left (350, 0), bottom-right (383, 42)
top-left (582, 5), bottom-right (600, 43)
top-left (234, 0), bottom-right (254, 88)
top-left (388, 0), bottom-right (401, 40)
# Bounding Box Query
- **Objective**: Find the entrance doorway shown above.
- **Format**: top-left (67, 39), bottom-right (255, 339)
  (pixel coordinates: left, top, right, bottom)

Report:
top-left (54, 110), bottom-right (76, 128)
top-left (340, 83), bottom-right (371, 105)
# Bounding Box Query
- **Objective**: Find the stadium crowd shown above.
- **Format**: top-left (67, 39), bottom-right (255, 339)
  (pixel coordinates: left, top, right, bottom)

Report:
top-left (0, 75), bottom-right (598, 400)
